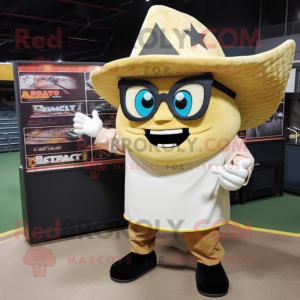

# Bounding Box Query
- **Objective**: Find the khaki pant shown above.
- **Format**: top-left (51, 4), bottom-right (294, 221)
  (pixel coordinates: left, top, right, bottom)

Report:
top-left (128, 222), bottom-right (225, 266)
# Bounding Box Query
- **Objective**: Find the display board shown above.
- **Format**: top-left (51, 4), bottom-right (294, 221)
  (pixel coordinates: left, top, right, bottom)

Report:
top-left (13, 61), bottom-right (127, 243)
top-left (15, 62), bottom-right (124, 172)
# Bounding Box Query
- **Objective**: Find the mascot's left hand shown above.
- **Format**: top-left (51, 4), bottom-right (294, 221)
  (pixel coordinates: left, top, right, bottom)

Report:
top-left (210, 158), bottom-right (252, 191)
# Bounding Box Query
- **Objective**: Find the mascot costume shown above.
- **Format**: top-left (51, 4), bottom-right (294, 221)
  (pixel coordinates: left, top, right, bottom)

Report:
top-left (74, 6), bottom-right (295, 297)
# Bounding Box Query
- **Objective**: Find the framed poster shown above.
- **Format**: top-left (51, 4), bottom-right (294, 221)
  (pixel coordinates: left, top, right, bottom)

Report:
top-left (237, 130), bottom-right (246, 138)
top-left (297, 69), bottom-right (300, 93)
top-left (246, 101), bottom-right (285, 139)
top-left (14, 61), bottom-right (125, 173)
top-left (19, 72), bottom-right (86, 102)
top-left (285, 68), bottom-right (296, 93)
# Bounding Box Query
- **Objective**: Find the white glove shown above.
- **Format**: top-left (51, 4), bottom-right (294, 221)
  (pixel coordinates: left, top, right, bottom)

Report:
top-left (210, 158), bottom-right (252, 191)
top-left (73, 110), bottom-right (103, 138)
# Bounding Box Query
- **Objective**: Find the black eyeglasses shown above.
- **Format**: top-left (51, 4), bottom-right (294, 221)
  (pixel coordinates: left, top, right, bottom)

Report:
top-left (118, 73), bottom-right (236, 122)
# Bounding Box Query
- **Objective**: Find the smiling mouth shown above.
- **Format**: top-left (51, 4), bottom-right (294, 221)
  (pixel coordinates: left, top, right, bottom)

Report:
top-left (145, 129), bottom-right (190, 148)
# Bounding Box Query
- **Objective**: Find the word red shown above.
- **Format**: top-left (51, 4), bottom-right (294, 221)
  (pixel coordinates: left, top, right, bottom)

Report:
top-left (15, 28), bottom-right (61, 49)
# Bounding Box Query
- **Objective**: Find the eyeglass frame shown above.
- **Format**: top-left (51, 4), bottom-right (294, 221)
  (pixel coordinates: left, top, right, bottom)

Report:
top-left (118, 73), bottom-right (236, 122)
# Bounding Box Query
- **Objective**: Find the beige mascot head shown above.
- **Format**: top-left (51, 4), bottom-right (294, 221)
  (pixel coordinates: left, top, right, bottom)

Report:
top-left (91, 5), bottom-right (295, 165)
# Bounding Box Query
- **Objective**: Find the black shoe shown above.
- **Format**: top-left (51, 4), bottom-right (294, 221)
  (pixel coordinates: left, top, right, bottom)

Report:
top-left (196, 262), bottom-right (229, 297)
top-left (110, 251), bottom-right (157, 283)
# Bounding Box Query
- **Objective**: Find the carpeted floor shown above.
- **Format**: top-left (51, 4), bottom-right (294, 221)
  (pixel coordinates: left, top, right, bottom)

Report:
top-left (0, 224), bottom-right (300, 300)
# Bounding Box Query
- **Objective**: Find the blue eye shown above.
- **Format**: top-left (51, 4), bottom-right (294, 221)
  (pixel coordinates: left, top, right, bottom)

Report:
top-left (135, 90), bottom-right (155, 117)
top-left (173, 91), bottom-right (192, 117)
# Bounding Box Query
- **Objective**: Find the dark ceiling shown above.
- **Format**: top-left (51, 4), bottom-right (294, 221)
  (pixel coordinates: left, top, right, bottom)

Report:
top-left (0, 0), bottom-right (197, 63)
top-left (0, 0), bottom-right (260, 63)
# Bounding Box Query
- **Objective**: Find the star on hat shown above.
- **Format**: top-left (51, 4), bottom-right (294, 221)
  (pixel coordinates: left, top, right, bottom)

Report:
top-left (184, 24), bottom-right (207, 50)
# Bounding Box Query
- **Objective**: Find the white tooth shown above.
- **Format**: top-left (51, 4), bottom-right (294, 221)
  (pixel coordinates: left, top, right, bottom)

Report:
top-left (165, 129), bottom-right (182, 135)
top-left (150, 131), bottom-right (163, 135)
top-left (150, 129), bottom-right (183, 135)
top-left (157, 144), bottom-right (177, 148)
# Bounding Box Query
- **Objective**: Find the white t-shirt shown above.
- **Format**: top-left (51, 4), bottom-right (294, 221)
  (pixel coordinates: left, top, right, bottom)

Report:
top-left (124, 149), bottom-right (229, 231)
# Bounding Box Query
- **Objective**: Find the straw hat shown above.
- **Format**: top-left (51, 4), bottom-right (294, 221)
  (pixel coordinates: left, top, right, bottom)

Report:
top-left (91, 5), bottom-right (295, 130)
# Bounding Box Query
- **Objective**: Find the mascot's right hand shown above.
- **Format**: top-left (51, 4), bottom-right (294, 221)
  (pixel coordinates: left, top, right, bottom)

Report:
top-left (73, 110), bottom-right (103, 138)
top-left (210, 158), bottom-right (252, 191)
